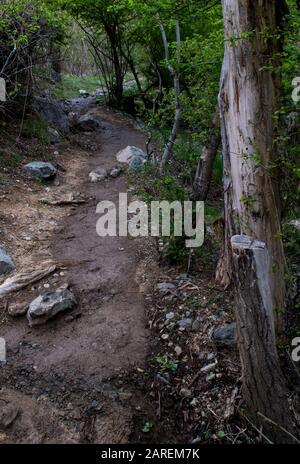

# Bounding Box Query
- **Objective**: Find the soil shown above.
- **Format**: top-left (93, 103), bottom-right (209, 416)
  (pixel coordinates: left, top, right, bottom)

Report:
top-left (0, 101), bottom-right (251, 445)
top-left (0, 104), bottom-right (160, 444)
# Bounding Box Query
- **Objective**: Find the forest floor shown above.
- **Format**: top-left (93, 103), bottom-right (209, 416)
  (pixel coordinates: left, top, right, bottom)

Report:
top-left (0, 98), bottom-right (250, 444)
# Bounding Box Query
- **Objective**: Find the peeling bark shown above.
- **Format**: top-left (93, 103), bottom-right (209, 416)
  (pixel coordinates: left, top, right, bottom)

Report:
top-left (217, 0), bottom-right (287, 332)
top-left (231, 236), bottom-right (297, 443)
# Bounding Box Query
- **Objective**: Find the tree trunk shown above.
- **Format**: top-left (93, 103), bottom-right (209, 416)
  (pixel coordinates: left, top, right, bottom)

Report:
top-left (231, 235), bottom-right (297, 444)
top-left (192, 107), bottom-right (221, 201)
top-left (217, 0), bottom-right (287, 332)
top-left (159, 19), bottom-right (181, 175)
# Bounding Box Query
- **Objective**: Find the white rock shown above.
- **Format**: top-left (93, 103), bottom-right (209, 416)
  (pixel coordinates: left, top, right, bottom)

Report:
top-left (200, 362), bottom-right (217, 373)
top-left (174, 346), bottom-right (182, 356)
top-left (116, 146), bottom-right (146, 164)
top-left (89, 168), bottom-right (107, 183)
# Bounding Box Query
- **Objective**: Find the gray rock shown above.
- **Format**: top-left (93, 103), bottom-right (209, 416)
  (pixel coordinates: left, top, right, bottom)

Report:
top-left (177, 318), bottom-right (193, 329)
top-left (212, 323), bottom-right (237, 348)
top-left (180, 388), bottom-right (192, 398)
top-left (116, 146), bottom-right (146, 164)
top-left (0, 246), bottom-right (15, 275)
top-left (48, 127), bottom-right (61, 144)
top-left (0, 403), bottom-right (20, 429)
top-left (89, 168), bottom-right (107, 183)
top-left (128, 155), bottom-right (146, 172)
top-left (109, 166), bottom-right (123, 178)
top-left (157, 282), bottom-right (176, 292)
top-left (200, 362), bottom-right (217, 373)
top-left (156, 373), bottom-right (170, 385)
top-left (74, 113), bottom-right (100, 132)
top-left (192, 319), bottom-right (201, 332)
top-left (207, 352), bottom-right (216, 361)
top-left (22, 162), bottom-right (57, 180)
top-left (116, 146), bottom-right (146, 172)
top-left (35, 97), bottom-right (69, 133)
top-left (8, 302), bottom-right (28, 317)
top-left (27, 289), bottom-right (76, 326)
top-left (166, 311), bottom-right (175, 320)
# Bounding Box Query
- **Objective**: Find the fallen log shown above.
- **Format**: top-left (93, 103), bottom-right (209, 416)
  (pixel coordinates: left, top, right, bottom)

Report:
top-left (0, 262), bottom-right (57, 298)
top-left (39, 193), bottom-right (86, 206)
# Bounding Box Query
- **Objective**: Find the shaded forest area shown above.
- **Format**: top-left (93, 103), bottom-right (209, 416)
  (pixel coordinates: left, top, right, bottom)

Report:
top-left (0, 0), bottom-right (300, 445)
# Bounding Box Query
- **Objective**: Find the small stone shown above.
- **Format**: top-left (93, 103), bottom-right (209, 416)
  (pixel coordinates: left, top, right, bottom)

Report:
top-left (192, 320), bottom-right (201, 332)
top-left (91, 400), bottom-right (100, 409)
top-left (166, 312), bottom-right (175, 320)
top-left (89, 168), bottom-right (107, 183)
top-left (206, 373), bottom-right (216, 382)
top-left (161, 334), bottom-right (169, 340)
top-left (8, 302), bottom-right (28, 317)
top-left (180, 388), bottom-right (192, 398)
top-left (118, 392), bottom-right (133, 401)
top-left (0, 246), bottom-right (15, 275)
top-left (207, 352), bottom-right (216, 361)
top-left (75, 113), bottom-right (100, 132)
top-left (177, 318), bottom-right (193, 329)
top-left (179, 273), bottom-right (189, 280)
top-left (157, 373), bottom-right (170, 385)
top-left (174, 346), bottom-right (182, 356)
top-left (212, 323), bottom-right (237, 348)
top-left (157, 282), bottom-right (176, 292)
top-left (0, 403), bottom-right (19, 429)
top-left (109, 166), bottom-right (122, 178)
top-left (48, 127), bottom-right (60, 144)
top-left (200, 362), bottom-right (217, 373)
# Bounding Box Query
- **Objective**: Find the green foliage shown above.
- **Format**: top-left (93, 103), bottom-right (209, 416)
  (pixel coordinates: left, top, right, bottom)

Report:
top-left (23, 115), bottom-right (49, 143)
top-left (52, 74), bottom-right (104, 99)
top-left (142, 421), bottom-right (154, 433)
top-left (0, 0), bottom-right (67, 112)
top-left (155, 355), bottom-right (178, 373)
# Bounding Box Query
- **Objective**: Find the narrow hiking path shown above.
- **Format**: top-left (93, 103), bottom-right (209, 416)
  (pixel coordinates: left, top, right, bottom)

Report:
top-left (0, 103), bottom-right (159, 443)
top-left (0, 99), bottom-right (240, 445)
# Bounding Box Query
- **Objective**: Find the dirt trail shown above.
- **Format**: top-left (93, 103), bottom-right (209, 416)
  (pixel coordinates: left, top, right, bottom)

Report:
top-left (0, 105), bottom-right (158, 443)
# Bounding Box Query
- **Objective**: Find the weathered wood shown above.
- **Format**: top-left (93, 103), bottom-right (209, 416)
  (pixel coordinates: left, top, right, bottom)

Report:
top-left (192, 107), bottom-right (220, 201)
top-left (0, 262), bottom-right (57, 298)
top-left (231, 235), bottom-right (296, 443)
top-left (217, 0), bottom-right (287, 332)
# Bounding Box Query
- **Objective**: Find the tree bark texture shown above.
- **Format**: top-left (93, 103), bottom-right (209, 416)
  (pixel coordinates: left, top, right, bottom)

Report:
top-left (217, 0), bottom-right (287, 332)
top-left (231, 235), bottom-right (297, 444)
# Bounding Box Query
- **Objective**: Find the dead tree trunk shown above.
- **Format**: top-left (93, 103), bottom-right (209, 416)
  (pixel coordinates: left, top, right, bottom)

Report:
top-left (192, 107), bottom-right (221, 201)
top-left (231, 235), bottom-right (297, 444)
top-left (217, 0), bottom-right (287, 332)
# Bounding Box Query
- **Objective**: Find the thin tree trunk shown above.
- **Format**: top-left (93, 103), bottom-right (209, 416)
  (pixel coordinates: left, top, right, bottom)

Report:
top-left (192, 107), bottom-right (221, 201)
top-left (159, 19), bottom-right (181, 175)
top-left (217, 0), bottom-right (287, 332)
top-left (231, 235), bottom-right (297, 444)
